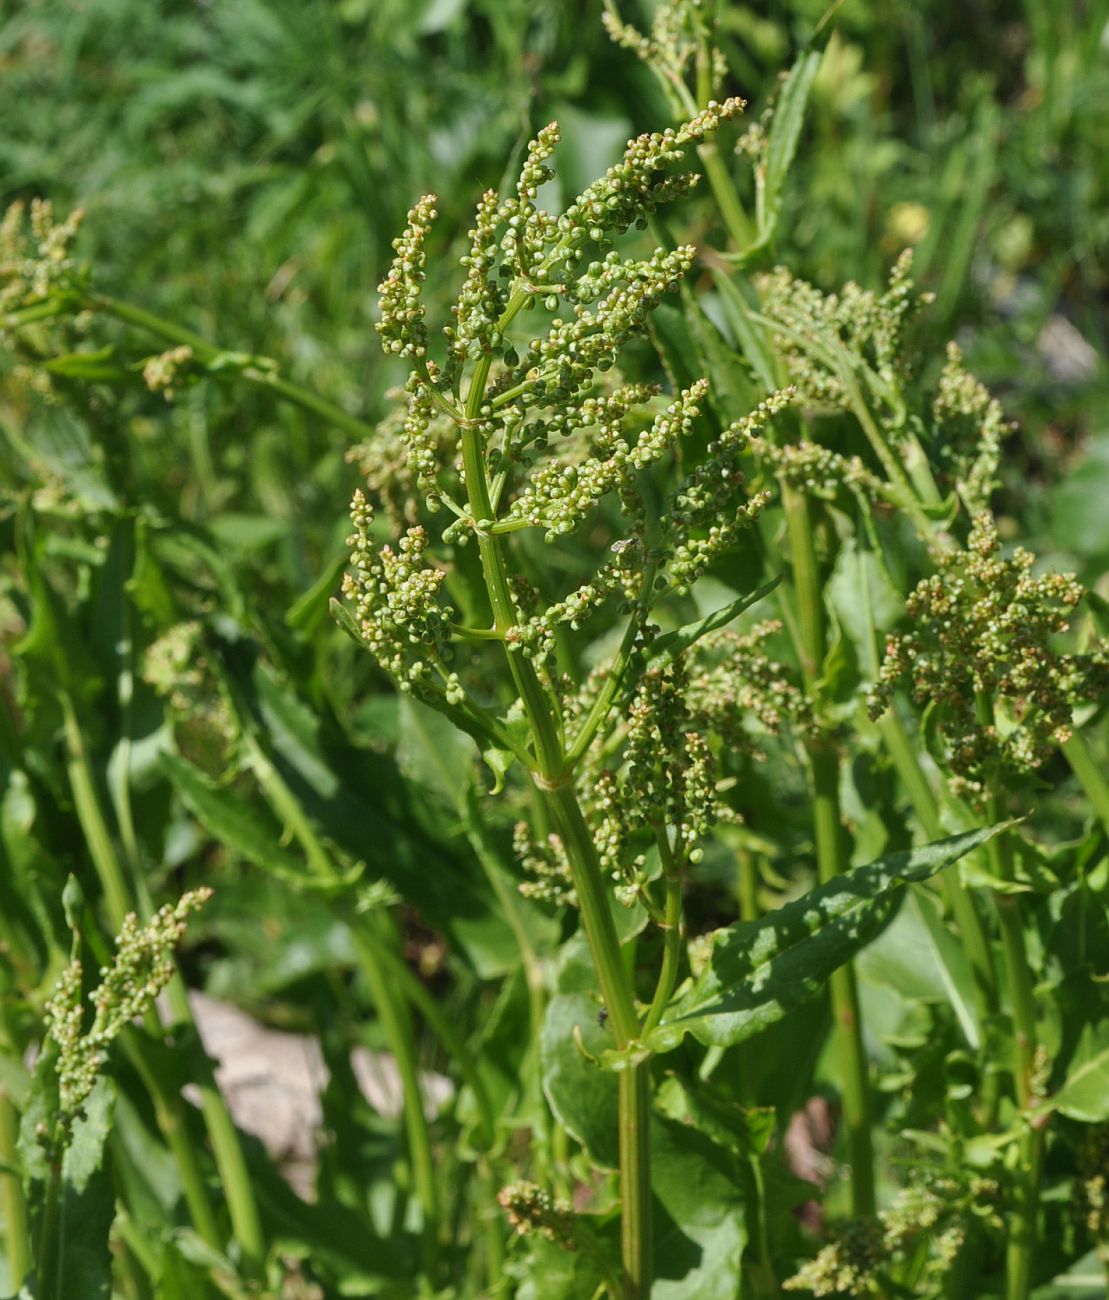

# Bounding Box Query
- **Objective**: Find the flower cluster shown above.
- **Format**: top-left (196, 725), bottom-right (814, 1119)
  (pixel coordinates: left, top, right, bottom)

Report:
top-left (784, 1173), bottom-right (1002, 1296)
top-left (506, 539), bottom-right (645, 662)
top-left (783, 1219), bottom-right (885, 1296)
top-left (577, 623), bottom-right (806, 905)
top-left (575, 660), bottom-right (723, 908)
top-left (44, 889), bottom-right (212, 1121)
top-left (747, 434), bottom-right (886, 505)
top-left (497, 1181), bottom-right (580, 1247)
top-left (1073, 1124), bottom-right (1109, 1241)
top-left (347, 103), bottom-right (778, 733)
top-left (506, 380), bottom-right (707, 541)
top-left (375, 194), bottom-right (437, 359)
top-left (868, 513), bottom-right (1102, 797)
top-left (602, 2), bottom-right (729, 116)
top-left (657, 392), bottom-right (789, 593)
top-left (0, 199), bottom-right (84, 312)
top-left (142, 344), bottom-right (194, 398)
top-left (347, 391), bottom-right (448, 530)
top-left (931, 341), bottom-right (1012, 512)
top-left (563, 100), bottom-right (744, 241)
top-left (342, 490), bottom-right (457, 696)
top-left (755, 251), bottom-right (926, 416)
top-left (514, 822), bottom-right (576, 907)
top-left (687, 622), bottom-right (813, 745)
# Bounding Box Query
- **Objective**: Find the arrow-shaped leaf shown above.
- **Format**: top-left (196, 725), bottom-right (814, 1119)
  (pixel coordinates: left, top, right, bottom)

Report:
top-left (646, 823), bottom-right (1011, 1053)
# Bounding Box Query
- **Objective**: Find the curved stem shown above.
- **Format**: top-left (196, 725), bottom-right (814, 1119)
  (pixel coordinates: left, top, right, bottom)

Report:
top-left (980, 748), bottom-right (1042, 1300)
top-left (642, 864), bottom-right (683, 1038)
top-left (80, 292), bottom-right (378, 443)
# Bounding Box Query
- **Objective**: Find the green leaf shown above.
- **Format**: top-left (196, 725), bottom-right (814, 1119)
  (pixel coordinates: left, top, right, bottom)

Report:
top-left (684, 294), bottom-right (759, 422)
top-left (160, 751), bottom-right (317, 886)
top-left (647, 824), bottom-right (1011, 1053)
top-left (54, 1078), bottom-right (117, 1300)
top-left (757, 48), bottom-right (822, 244)
top-left (285, 550), bottom-right (348, 633)
top-left (709, 269), bottom-right (778, 394)
top-left (826, 537), bottom-right (904, 674)
top-left (646, 576), bottom-right (783, 671)
top-left (654, 1076), bottom-right (775, 1160)
top-left (854, 865), bottom-right (983, 1049)
top-left (1030, 1251), bottom-right (1108, 1299)
top-left (44, 346), bottom-right (128, 382)
top-left (1046, 1045), bottom-right (1109, 1123)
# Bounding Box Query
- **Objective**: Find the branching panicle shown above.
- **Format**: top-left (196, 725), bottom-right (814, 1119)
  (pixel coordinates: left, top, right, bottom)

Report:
top-left (755, 251), bottom-right (926, 416)
top-left (342, 491), bottom-right (454, 693)
top-left (45, 890), bottom-right (212, 1122)
top-left (869, 513), bottom-right (1099, 796)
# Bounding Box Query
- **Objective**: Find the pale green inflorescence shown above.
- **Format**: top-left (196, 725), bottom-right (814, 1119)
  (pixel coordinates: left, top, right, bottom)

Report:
top-left (44, 889), bottom-right (212, 1122)
top-left (754, 250), bottom-right (925, 417)
top-left (0, 198), bottom-right (84, 311)
top-left (348, 102), bottom-right (808, 931)
top-left (931, 340), bottom-right (1012, 512)
top-left (346, 99), bottom-right (784, 720)
top-left (602, 1), bottom-right (729, 115)
top-left (784, 1172), bottom-right (1003, 1295)
top-left (869, 513), bottom-right (1106, 798)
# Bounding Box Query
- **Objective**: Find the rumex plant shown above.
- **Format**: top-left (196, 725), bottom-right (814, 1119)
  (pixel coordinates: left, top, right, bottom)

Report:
top-left (335, 70), bottom-right (1029, 1296)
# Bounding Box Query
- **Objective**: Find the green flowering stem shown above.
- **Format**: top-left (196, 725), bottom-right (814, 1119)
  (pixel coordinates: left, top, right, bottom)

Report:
top-left (978, 740), bottom-right (1042, 1300)
top-left (0, 1081), bottom-right (30, 1292)
top-left (780, 481), bottom-right (876, 1219)
top-left (59, 693), bottom-right (264, 1276)
top-left (48, 291), bottom-right (380, 443)
top-left (456, 306), bottom-right (651, 1284)
top-left (34, 1149), bottom-right (62, 1300)
top-left (1062, 731), bottom-right (1109, 839)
